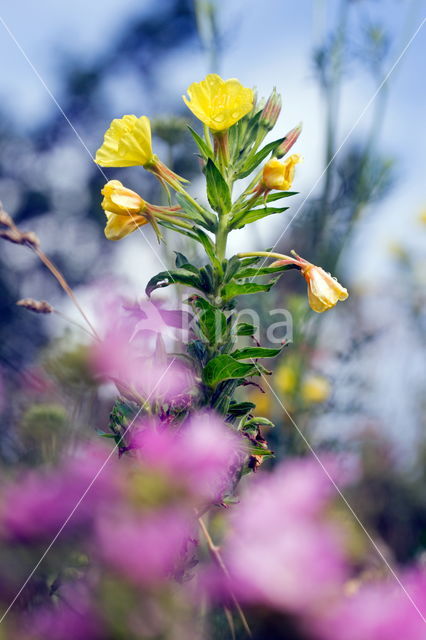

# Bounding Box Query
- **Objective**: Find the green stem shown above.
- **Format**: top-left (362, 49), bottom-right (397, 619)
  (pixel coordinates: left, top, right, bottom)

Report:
top-left (153, 211), bottom-right (194, 230)
top-left (215, 213), bottom-right (229, 262)
top-left (237, 251), bottom-right (292, 261)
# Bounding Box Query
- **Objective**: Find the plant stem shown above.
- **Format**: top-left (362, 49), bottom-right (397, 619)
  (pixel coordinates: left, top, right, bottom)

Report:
top-left (215, 213), bottom-right (229, 262)
top-left (29, 245), bottom-right (100, 340)
top-left (237, 250), bottom-right (292, 261)
top-left (198, 517), bottom-right (252, 638)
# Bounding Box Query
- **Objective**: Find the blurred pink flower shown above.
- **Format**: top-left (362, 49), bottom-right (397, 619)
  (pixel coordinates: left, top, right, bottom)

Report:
top-left (23, 583), bottom-right (102, 640)
top-left (90, 298), bottom-right (194, 404)
top-left (315, 568), bottom-right (426, 640)
top-left (211, 458), bottom-right (348, 613)
top-left (131, 412), bottom-right (246, 503)
top-left (96, 507), bottom-right (192, 586)
top-left (1, 444), bottom-right (117, 541)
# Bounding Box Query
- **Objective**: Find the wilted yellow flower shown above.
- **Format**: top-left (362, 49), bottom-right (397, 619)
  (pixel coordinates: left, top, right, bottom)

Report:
top-left (301, 264), bottom-right (349, 313)
top-left (301, 375), bottom-right (331, 404)
top-left (101, 180), bottom-right (148, 241)
top-left (262, 155), bottom-right (301, 191)
top-left (183, 74), bottom-right (254, 131)
top-left (101, 180), bottom-right (146, 216)
top-left (95, 115), bottom-right (154, 167)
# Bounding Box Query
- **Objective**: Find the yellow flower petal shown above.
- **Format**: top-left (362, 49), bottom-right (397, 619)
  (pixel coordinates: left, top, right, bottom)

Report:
top-left (95, 116), bottom-right (154, 167)
top-left (101, 180), bottom-right (145, 216)
top-left (104, 210), bottom-right (149, 241)
top-left (302, 265), bottom-right (348, 313)
top-left (301, 375), bottom-right (331, 403)
top-left (183, 74), bottom-right (254, 131)
top-left (262, 155), bottom-right (301, 191)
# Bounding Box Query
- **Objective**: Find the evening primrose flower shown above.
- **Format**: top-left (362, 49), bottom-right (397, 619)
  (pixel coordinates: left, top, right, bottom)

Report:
top-left (262, 154), bottom-right (301, 191)
top-left (300, 263), bottom-right (349, 313)
top-left (183, 73), bottom-right (254, 131)
top-left (95, 116), bottom-right (187, 191)
top-left (101, 180), bottom-right (181, 241)
top-left (95, 115), bottom-right (154, 167)
top-left (263, 250), bottom-right (348, 313)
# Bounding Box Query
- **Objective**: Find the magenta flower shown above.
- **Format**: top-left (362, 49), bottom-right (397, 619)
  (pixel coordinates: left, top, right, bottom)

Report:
top-left (1, 444), bottom-right (117, 541)
top-left (211, 458), bottom-right (348, 613)
top-left (96, 507), bottom-right (192, 586)
top-left (131, 412), bottom-right (246, 503)
top-left (315, 568), bottom-right (426, 640)
top-left (90, 299), bottom-right (194, 404)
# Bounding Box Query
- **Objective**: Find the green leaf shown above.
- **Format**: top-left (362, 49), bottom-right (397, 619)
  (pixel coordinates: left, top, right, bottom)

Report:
top-left (145, 268), bottom-right (204, 297)
top-left (187, 125), bottom-right (214, 160)
top-left (236, 265), bottom-right (294, 278)
top-left (244, 417), bottom-right (275, 428)
top-left (227, 401), bottom-right (256, 417)
top-left (221, 280), bottom-right (277, 301)
top-left (204, 159), bottom-right (232, 214)
top-left (202, 354), bottom-right (258, 387)
top-left (193, 228), bottom-right (221, 268)
top-left (235, 322), bottom-right (257, 336)
top-left (174, 192), bottom-right (216, 232)
top-left (199, 308), bottom-right (227, 344)
top-left (237, 137), bottom-right (284, 179)
top-left (249, 446), bottom-right (274, 456)
top-left (174, 252), bottom-right (190, 268)
top-left (231, 206), bottom-right (289, 229)
top-left (231, 347), bottom-right (282, 360)
top-left (266, 191), bottom-right (298, 203)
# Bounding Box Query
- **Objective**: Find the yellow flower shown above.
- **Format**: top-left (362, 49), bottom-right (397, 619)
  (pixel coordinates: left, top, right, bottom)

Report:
top-left (183, 74), bottom-right (254, 131)
top-left (301, 264), bottom-right (348, 313)
top-left (101, 180), bottom-right (148, 241)
top-left (248, 389), bottom-right (271, 418)
top-left (262, 155), bottom-right (301, 191)
top-left (301, 375), bottom-right (331, 404)
top-left (95, 115), bottom-right (154, 167)
top-left (101, 180), bottom-right (145, 215)
top-left (275, 364), bottom-right (297, 395)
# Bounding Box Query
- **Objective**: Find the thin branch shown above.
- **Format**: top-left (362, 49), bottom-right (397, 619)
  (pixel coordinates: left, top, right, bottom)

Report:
top-left (198, 516), bottom-right (252, 638)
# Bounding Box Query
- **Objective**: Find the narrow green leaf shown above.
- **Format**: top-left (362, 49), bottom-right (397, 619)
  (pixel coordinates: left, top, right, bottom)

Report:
top-left (231, 347), bottom-right (282, 360)
top-left (221, 280), bottom-right (277, 300)
top-left (237, 137), bottom-right (284, 179)
top-left (204, 159), bottom-right (232, 214)
top-left (145, 268), bottom-right (203, 297)
top-left (193, 228), bottom-right (221, 268)
top-left (235, 322), bottom-right (256, 336)
top-left (227, 401), bottom-right (256, 417)
top-left (174, 252), bottom-right (190, 268)
top-left (199, 308), bottom-right (227, 344)
top-left (236, 265), bottom-right (294, 278)
top-left (231, 206), bottom-right (289, 229)
top-left (266, 191), bottom-right (298, 203)
top-left (187, 125), bottom-right (214, 160)
top-left (174, 192), bottom-right (216, 232)
top-left (202, 354), bottom-right (258, 387)
top-left (244, 417), bottom-right (275, 428)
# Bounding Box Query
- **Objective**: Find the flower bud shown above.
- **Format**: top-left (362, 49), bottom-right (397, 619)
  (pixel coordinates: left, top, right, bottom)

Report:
top-left (259, 88), bottom-right (282, 131)
top-left (275, 123), bottom-right (302, 159)
top-left (262, 154), bottom-right (301, 191)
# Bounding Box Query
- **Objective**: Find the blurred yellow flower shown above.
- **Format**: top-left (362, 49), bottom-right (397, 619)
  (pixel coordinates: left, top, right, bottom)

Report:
top-left (301, 264), bottom-right (348, 313)
top-left (95, 115), bottom-right (154, 167)
top-left (275, 364), bottom-right (297, 395)
top-left (301, 375), bottom-right (331, 404)
top-left (248, 389), bottom-right (272, 418)
top-left (419, 209), bottom-right (426, 225)
top-left (262, 154), bottom-right (301, 191)
top-left (183, 74), bottom-right (254, 131)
